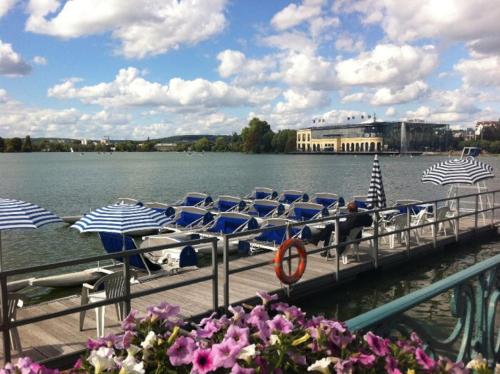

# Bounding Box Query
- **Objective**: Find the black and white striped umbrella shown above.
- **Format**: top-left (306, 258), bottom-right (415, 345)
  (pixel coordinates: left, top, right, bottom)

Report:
top-left (71, 203), bottom-right (170, 234)
top-left (0, 198), bottom-right (62, 270)
top-left (367, 154), bottom-right (387, 209)
top-left (422, 158), bottom-right (494, 185)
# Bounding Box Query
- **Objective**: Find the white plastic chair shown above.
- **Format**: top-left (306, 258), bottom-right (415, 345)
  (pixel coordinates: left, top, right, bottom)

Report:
top-left (341, 227), bottom-right (363, 264)
top-left (427, 206), bottom-right (455, 237)
top-left (410, 209), bottom-right (428, 244)
top-left (79, 272), bottom-right (126, 337)
top-left (383, 214), bottom-right (408, 249)
top-left (6, 293), bottom-right (23, 354)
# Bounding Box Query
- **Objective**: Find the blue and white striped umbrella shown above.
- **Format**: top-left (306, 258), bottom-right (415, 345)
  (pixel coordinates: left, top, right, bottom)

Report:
top-left (367, 154), bottom-right (387, 209)
top-left (71, 203), bottom-right (170, 234)
top-left (422, 158), bottom-right (494, 185)
top-left (0, 198), bottom-right (62, 270)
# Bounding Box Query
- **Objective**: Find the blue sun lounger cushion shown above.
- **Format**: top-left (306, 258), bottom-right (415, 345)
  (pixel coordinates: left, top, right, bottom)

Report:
top-left (216, 196), bottom-right (246, 212)
top-left (98, 232), bottom-right (162, 273)
top-left (207, 214), bottom-right (259, 234)
top-left (287, 203), bottom-right (328, 221)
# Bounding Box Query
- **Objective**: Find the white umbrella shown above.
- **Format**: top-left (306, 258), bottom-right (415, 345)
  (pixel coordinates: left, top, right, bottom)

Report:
top-left (422, 158), bottom-right (494, 185)
top-left (0, 198), bottom-right (62, 270)
top-left (367, 154), bottom-right (387, 209)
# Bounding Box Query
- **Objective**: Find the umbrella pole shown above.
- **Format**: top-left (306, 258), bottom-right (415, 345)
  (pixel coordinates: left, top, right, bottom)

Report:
top-left (0, 231), bottom-right (2, 272)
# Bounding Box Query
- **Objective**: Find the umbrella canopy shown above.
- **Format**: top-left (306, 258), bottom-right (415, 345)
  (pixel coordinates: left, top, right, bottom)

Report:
top-left (422, 158), bottom-right (494, 185)
top-left (71, 203), bottom-right (171, 234)
top-left (0, 198), bottom-right (62, 270)
top-left (367, 155), bottom-right (387, 209)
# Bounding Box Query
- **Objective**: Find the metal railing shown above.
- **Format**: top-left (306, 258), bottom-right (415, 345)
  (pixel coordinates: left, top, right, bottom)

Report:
top-left (0, 188), bottom-right (498, 364)
top-left (221, 188), bottom-right (500, 309)
top-left (345, 254), bottom-right (500, 365)
top-left (0, 236), bottom-right (219, 363)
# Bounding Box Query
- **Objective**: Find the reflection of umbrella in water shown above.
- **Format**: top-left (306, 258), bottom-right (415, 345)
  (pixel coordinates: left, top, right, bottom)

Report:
top-left (0, 198), bottom-right (62, 271)
top-left (367, 154), bottom-right (387, 209)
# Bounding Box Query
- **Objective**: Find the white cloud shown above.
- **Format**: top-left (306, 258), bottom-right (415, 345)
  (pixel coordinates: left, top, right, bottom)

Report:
top-left (275, 89), bottom-right (330, 113)
top-left (262, 31), bottom-right (317, 54)
top-left (271, 0), bottom-right (324, 31)
top-left (33, 55), bottom-right (47, 65)
top-left (335, 0), bottom-right (500, 54)
top-left (335, 34), bottom-right (364, 52)
top-left (454, 56), bottom-right (500, 87)
top-left (216, 49), bottom-right (277, 86)
top-left (340, 92), bottom-right (367, 103)
top-left (335, 44), bottom-right (438, 87)
top-left (370, 81), bottom-right (429, 105)
top-left (0, 0), bottom-right (18, 18)
top-left (217, 50), bottom-right (246, 78)
top-left (25, 0), bottom-right (228, 59)
top-left (0, 40), bottom-right (32, 76)
top-left (280, 52), bottom-right (337, 90)
top-left (385, 106), bottom-right (396, 116)
top-left (48, 67), bottom-right (280, 109)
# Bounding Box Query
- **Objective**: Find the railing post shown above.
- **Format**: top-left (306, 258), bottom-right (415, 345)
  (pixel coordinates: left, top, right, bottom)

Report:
top-left (455, 197), bottom-right (460, 242)
top-left (432, 202), bottom-right (438, 248)
top-left (406, 208), bottom-right (411, 256)
top-left (491, 191), bottom-right (495, 227)
top-left (373, 212), bottom-right (379, 268)
top-left (223, 235), bottom-right (230, 310)
top-left (123, 255), bottom-right (131, 317)
top-left (334, 216), bottom-right (340, 281)
top-left (1, 275), bottom-right (11, 364)
top-left (211, 239), bottom-right (218, 313)
top-left (474, 194), bottom-right (479, 231)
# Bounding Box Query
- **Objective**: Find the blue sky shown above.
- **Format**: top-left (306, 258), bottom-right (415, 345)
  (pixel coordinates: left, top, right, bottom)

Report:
top-left (0, 0), bottom-right (499, 140)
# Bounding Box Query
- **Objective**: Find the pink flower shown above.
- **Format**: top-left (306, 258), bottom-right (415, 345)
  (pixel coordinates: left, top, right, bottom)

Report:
top-left (212, 338), bottom-right (241, 369)
top-left (410, 332), bottom-right (422, 345)
top-left (256, 291), bottom-right (278, 305)
top-left (266, 315), bottom-right (293, 334)
top-left (225, 325), bottom-right (249, 347)
top-left (385, 355), bottom-right (402, 374)
top-left (121, 310), bottom-right (138, 331)
top-left (350, 353), bottom-right (376, 367)
top-left (335, 359), bottom-right (353, 374)
top-left (230, 363), bottom-right (255, 374)
top-left (364, 331), bottom-right (390, 357)
top-left (195, 319), bottom-right (220, 339)
top-left (247, 305), bottom-right (269, 326)
top-left (255, 321), bottom-right (271, 343)
top-left (167, 336), bottom-right (196, 366)
top-left (191, 348), bottom-right (215, 374)
top-left (146, 302), bottom-right (180, 322)
top-left (415, 348), bottom-right (436, 371)
top-left (228, 305), bottom-right (247, 323)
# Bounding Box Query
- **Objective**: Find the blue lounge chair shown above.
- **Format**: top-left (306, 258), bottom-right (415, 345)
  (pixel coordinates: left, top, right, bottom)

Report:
top-left (246, 199), bottom-right (285, 218)
top-left (311, 193), bottom-right (345, 209)
top-left (278, 190), bottom-right (309, 205)
top-left (145, 202), bottom-right (176, 217)
top-left (175, 192), bottom-right (213, 207)
top-left (205, 212), bottom-right (259, 235)
top-left (246, 218), bottom-right (312, 253)
top-left (212, 195), bottom-right (246, 213)
top-left (247, 187), bottom-right (278, 200)
top-left (286, 202), bottom-right (328, 221)
top-left (162, 206), bottom-right (214, 232)
top-left (352, 196), bottom-right (369, 210)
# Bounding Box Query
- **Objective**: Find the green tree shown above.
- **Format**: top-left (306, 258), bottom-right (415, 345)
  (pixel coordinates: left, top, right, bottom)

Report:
top-left (22, 135), bottom-right (33, 152)
top-left (213, 137), bottom-right (229, 152)
top-left (5, 137), bottom-right (22, 152)
top-left (241, 117), bottom-right (274, 153)
top-left (193, 137), bottom-right (211, 152)
top-left (272, 129), bottom-right (297, 153)
top-left (0, 137), bottom-right (4, 152)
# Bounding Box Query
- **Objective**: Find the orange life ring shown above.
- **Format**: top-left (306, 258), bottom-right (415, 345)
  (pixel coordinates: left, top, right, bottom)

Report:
top-left (274, 238), bottom-right (307, 285)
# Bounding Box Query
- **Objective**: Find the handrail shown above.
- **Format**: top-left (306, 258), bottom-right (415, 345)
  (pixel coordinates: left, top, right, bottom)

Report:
top-left (346, 253), bottom-right (500, 331)
top-left (0, 236), bottom-right (219, 363)
top-left (345, 254), bottom-right (500, 364)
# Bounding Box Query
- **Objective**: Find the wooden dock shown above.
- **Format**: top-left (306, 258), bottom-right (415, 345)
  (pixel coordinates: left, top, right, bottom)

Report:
top-left (3, 217), bottom-right (499, 365)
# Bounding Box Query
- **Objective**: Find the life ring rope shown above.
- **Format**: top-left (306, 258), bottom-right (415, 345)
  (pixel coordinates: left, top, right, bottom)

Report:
top-left (274, 238), bottom-right (307, 285)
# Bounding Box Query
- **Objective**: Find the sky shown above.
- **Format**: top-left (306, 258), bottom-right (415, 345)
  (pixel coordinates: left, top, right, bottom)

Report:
top-left (0, 0), bottom-right (500, 140)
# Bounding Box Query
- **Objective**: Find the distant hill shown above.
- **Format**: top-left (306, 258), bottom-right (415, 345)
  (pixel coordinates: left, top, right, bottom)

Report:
top-left (152, 135), bottom-right (231, 143)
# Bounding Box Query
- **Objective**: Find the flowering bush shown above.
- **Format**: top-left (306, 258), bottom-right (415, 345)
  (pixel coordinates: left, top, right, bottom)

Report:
top-left (0, 357), bottom-right (59, 374)
top-left (4, 292), bottom-right (496, 373)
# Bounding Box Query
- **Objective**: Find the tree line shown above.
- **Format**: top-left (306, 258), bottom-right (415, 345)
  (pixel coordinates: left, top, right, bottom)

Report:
top-left (0, 118), bottom-right (297, 154)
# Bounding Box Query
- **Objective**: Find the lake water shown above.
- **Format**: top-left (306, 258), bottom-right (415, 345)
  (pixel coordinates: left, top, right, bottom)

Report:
top-left (1, 152), bottom-right (500, 270)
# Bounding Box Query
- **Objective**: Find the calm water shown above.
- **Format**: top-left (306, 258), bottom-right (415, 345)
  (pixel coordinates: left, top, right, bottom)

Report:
top-left (1, 152), bottom-right (500, 270)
